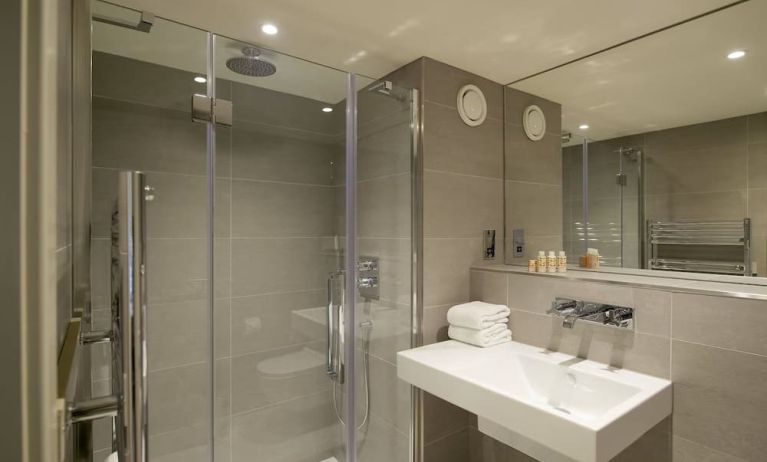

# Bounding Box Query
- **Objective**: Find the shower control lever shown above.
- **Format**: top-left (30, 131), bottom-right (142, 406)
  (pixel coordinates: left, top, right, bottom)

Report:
top-left (357, 276), bottom-right (378, 288)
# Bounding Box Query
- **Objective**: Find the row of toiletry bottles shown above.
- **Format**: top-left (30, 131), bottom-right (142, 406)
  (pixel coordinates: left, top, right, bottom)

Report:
top-left (529, 251), bottom-right (567, 273)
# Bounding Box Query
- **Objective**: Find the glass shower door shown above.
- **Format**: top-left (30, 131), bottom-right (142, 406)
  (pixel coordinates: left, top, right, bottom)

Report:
top-left (213, 35), bottom-right (354, 462)
top-left (90, 2), bottom-right (214, 461)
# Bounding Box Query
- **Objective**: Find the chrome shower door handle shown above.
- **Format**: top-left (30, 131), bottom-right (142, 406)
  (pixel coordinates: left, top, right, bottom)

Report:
top-left (326, 270), bottom-right (345, 382)
top-left (116, 171), bottom-right (149, 462)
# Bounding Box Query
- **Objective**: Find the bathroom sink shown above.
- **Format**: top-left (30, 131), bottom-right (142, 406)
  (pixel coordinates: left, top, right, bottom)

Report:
top-left (397, 340), bottom-right (671, 462)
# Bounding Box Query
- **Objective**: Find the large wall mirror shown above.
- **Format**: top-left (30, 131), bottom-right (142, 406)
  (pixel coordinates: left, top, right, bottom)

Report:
top-left (506, 0), bottom-right (766, 282)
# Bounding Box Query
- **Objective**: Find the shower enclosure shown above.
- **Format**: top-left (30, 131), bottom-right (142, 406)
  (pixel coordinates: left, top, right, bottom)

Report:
top-left (86, 2), bottom-right (419, 461)
top-left (562, 136), bottom-right (644, 268)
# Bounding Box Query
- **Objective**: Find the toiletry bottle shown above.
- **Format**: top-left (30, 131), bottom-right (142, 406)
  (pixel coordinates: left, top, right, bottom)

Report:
top-left (537, 251), bottom-right (547, 273)
top-left (557, 251), bottom-right (567, 272)
top-left (528, 259), bottom-right (537, 272)
top-left (547, 251), bottom-right (557, 273)
top-left (587, 248), bottom-right (600, 269)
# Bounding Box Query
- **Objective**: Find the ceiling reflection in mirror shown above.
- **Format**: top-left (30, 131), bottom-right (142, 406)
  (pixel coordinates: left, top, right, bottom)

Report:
top-left (507, 0), bottom-right (767, 282)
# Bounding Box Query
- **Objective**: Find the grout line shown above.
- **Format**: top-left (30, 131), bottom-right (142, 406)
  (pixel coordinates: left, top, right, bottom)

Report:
top-left (672, 338), bottom-right (767, 359)
top-left (505, 178), bottom-right (562, 188)
top-left (423, 167), bottom-right (503, 182)
top-left (423, 99), bottom-right (504, 123)
top-left (229, 389), bottom-right (331, 418)
top-left (424, 424), bottom-right (469, 447)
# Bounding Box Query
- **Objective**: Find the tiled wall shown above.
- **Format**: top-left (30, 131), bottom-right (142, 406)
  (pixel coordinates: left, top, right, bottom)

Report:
top-left (386, 57), bottom-right (506, 461)
top-left (562, 113), bottom-right (767, 274)
top-left (470, 267), bottom-right (767, 462)
top-left (504, 88), bottom-right (563, 266)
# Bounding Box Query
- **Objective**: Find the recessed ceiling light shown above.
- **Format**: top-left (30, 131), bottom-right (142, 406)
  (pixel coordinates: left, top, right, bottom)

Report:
top-left (578, 124), bottom-right (589, 130)
top-left (727, 50), bottom-right (746, 60)
top-left (261, 23), bottom-right (278, 35)
top-left (322, 107), bottom-right (333, 113)
top-left (194, 76), bottom-right (207, 83)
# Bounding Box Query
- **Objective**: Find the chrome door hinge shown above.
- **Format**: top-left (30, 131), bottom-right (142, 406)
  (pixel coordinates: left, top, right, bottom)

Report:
top-left (191, 94), bottom-right (233, 126)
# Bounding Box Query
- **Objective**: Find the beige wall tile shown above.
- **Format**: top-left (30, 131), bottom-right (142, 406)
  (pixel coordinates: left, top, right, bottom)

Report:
top-left (505, 128), bottom-right (562, 185)
top-left (230, 344), bottom-right (330, 414)
top-left (506, 181), bottom-right (563, 237)
top-left (423, 102), bottom-right (503, 178)
top-left (424, 238), bottom-right (484, 307)
top-left (356, 417), bottom-right (410, 462)
top-left (611, 417), bottom-right (671, 462)
top-left (230, 392), bottom-right (341, 462)
top-left (358, 173), bottom-right (412, 239)
top-left (631, 289), bottom-right (672, 338)
top-left (469, 269), bottom-right (508, 305)
top-left (422, 304), bottom-right (452, 345)
top-left (672, 436), bottom-right (748, 462)
top-left (644, 189), bottom-right (747, 222)
top-left (368, 356), bottom-right (411, 434)
top-left (644, 115), bottom-right (747, 151)
top-left (425, 427), bottom-right (470, 462)
top-left (672, 340), bottom-right (767, 460)
top-left (229, 124), bottom-right (337, 185)
top-left (425, 170), bottom-right (503, 239)
top-left (229, 290), bottom-right (325, 355)
top-left (230, 237), bottom-right (334, 297)
top-left (644, 144), bottom-right (747, 196)
top-left (93, 98), bottom-right (208, 175)
top-left (672, 293), bottom-right (767, 356)
top-left (230, 179), bottom-right (335, 238)
top-left (748, 112), bottom-right (767, 144)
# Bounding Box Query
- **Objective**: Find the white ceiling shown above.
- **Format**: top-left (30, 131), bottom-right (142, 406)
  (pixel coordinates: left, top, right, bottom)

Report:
top-left (512, 0), bottom-right (767, 142)
top-left (107, 0), bottom-right (735, 84)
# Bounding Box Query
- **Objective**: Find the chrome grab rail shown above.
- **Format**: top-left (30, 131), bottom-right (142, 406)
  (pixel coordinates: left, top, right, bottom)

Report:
top-left (114, 171), bottom-right (149, 462)
top-left (326, 270), bottom-right (345, 383)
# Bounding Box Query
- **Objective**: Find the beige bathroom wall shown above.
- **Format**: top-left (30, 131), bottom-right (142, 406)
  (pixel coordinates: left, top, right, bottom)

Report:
top-left (390, 57), bottom-right (507, 461)
top-left (470, 267), bottom-right (767, 462)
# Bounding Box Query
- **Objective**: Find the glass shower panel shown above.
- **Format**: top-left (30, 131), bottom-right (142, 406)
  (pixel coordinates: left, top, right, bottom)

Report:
top-left (562, 135), bottom-right (586, 260)
top-left (90, 1), bottom-right (212, 460)
top-left (585, 139), bottom-right (624, 266)
top-left (213, 35), bottom-right (353, 462)
top-left (354, 80), bottom-right (416, 462)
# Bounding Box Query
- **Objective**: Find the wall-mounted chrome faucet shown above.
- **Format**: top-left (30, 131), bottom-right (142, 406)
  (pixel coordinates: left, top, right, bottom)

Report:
top-left (547, 297), bottom-right (634, 330)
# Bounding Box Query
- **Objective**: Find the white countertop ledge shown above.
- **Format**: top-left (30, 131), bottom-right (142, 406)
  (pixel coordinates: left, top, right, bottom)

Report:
top-left (472, 264), bottom-right (767, 300)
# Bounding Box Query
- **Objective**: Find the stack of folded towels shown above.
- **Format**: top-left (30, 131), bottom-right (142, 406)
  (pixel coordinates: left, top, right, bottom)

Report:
top-left (447, 301), bottom-right (511, 348)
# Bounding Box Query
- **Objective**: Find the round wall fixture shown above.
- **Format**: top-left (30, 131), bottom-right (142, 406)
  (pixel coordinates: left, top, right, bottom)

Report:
top-left (522, 105), bottom-right (547, 141)
top-left (457, 84), bottom-right (487, 127)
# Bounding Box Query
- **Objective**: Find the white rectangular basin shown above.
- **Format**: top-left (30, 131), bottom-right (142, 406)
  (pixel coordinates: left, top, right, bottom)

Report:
top-left (397, 340), bottom-right (671, 462)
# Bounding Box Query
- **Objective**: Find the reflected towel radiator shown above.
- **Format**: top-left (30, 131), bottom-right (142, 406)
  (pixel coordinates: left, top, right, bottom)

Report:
top-left (645, 218), bottom-right (752, 276)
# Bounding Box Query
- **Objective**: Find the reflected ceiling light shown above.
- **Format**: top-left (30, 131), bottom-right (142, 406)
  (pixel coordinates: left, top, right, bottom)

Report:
top-left (261, 23), bottom-right (278, 35)
top-left (727, 50), bottom-right (746, 60)
top-left (322, 107), bottom-right (333, 113)
top-left (194, 76), bottom-right (207, 83)
top-left (578, 124), bottom-right (589, 130)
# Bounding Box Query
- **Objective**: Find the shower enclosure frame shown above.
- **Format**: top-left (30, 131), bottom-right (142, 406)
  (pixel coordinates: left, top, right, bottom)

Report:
top-left (76, 2), bottom-right (423, 461)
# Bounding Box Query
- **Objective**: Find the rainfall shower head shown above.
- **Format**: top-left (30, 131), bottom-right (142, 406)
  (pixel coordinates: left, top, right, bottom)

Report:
top-left (226, 46), bottom-right (276, 77)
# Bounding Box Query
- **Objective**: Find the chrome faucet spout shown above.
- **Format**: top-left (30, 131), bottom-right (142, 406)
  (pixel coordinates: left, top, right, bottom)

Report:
top-left (548, 297), bottom-right (634, 331)
top-left (562, 314), bottom-right (578, 329)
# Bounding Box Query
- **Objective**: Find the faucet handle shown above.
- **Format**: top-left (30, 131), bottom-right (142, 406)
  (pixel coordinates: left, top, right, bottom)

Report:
top-left (549, 297), bottom-right (578, 314)
top-left (603, 307), bottom-right (634, 328)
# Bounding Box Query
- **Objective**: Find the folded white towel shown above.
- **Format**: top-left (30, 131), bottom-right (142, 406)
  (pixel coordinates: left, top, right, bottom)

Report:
top-left (447, 301), bottom-right (510, 330)
top-left (448, 324), bottom-right (512, 348)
